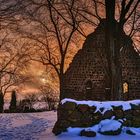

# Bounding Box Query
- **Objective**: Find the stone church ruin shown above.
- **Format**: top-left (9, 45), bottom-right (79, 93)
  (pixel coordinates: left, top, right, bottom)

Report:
top-left (62, 19), bottom-right (140, 101)
top-left (53, 19), bottom-right (140, 135)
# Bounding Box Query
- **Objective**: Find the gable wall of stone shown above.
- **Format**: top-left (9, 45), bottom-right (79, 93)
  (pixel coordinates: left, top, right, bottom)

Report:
top-left (63, 22), bottom-right (140, 101)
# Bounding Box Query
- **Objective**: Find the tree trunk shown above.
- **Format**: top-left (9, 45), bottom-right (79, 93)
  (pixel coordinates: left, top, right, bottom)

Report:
top-left (9, 90), bottom-right (17, 112)
top-left (59, 57), bottom-right (65, 101)
top-left (0, 91), bottom-right (4, 113)
top-left (105, 0), bottom-right (122, 100)
top-left (59, 72), bottom-right (65, 101)
top-left (114, 34), bottom-right (123, 100)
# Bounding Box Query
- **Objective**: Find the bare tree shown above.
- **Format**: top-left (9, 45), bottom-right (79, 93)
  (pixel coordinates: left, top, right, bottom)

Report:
top-left (24, 93), bottom-right (38, 109)
top-left (0, 34), bottom-right (31, 112)
top-left (103, 0), bottom-right (139, 100)
top-left (8, 0), bottom-right (83, 100)
top-left (55, 0), bottom-right (140, 100)
top-left (39, 84), bottom-right (59, 110)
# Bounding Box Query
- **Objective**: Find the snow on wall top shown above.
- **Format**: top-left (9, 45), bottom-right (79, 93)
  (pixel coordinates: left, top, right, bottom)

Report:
top-left (61, 98), bottom-right (140, 113)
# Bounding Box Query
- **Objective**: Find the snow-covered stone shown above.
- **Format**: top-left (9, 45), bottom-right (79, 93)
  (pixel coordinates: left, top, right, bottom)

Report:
top-left (98, 119), bottom-right (122, 135)
top-left (61, 98), bottom-right (140, 112)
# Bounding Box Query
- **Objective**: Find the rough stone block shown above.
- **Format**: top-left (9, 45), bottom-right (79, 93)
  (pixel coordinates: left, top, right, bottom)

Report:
top-left (63, 102), bottom-right (77, 110)
top-left (89, 106), bottom-right (97, 113)
top-left (103, 110), bottom-right (114, 119)
top-left (132, 117), bottom-right (140, 127)
top-left (52, 120), bottom-right (68, 135)
top-left (130, 104), bottom-right (140, 110)
top-left (132, 109), bottom-right (140, 116)
top-left (114, 109), bottom-right (124, 119)
top-left (68, 110), bottom-right (82, 122)
top-left (126, 130), bottom-right (136, 135)
top-left (123, 120), bottom-right (132, 127)
top-left (99, 128), bottom-right (122, 135)
top-left (77, 104), bottom-right (89, 113)
top-left (112, 105), bottom-right (123, 110)
top-left (80, 130), bottom-right (96, 137)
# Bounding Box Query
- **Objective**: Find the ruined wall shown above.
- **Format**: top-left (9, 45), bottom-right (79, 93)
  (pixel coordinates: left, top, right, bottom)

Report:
top-left (53, 100), bottom-right (140, 135)
top-left (62, 20), bottom-right (140, 101)
top-left (121, 46), bottom-right (140, 99)
top-left (63, 21), bottom-right (108, 100)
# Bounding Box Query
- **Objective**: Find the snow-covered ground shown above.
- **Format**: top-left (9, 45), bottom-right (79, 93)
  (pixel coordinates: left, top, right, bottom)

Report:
top-left (0, 111), bottom-right (55, 140)
top-left (0, 111), bottom-right (140, 140)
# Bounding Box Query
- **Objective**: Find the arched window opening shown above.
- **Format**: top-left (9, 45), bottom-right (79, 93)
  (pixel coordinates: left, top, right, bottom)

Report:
top-left (105, 87), bottom-right (111, 100)
top-left (85, 80), bottom-right (93, 100)
top-left (123, 82), bottom-right (128, 93)
top-left (85, 80), bottom-right (92, 90)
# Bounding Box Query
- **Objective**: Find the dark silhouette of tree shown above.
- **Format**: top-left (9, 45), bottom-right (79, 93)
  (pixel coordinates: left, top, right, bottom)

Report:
top-left (8, 0), bottom-right (81, 100)
top-left (40, 85), bottom-right (59, 110)
top-left (9, 90), bottom-right (17, 112)
top-left (0, 35), bottom-right (31, 112)
top-left (52, 0), bottom-right (140, 100)
top-left (104, 0), bottom-right (139, 100)
top-left (24, 94), bottom-right (38, 110)
top-left (0, 91), bottom-right (4, 112)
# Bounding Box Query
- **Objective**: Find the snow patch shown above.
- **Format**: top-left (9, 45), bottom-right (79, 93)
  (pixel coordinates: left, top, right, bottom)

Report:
top-left (99, 119), bottom-right (122, 132)
top-left (0, 111), bottom-right (140, 140)
top-left (61, 98), bottom-right (140, 112)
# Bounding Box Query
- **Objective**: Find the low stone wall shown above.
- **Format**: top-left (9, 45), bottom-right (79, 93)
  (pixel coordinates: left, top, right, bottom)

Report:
top-left (53, 99), bottom-right (140, 135)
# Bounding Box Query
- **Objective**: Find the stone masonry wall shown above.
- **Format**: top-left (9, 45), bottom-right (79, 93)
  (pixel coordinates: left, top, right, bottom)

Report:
top-left (62, 21), bottom-right (108, 100)
top-left (121, 46), bottom-right (140, 99)
top-left (53, 100), bottom-right (140, 135)
top-left (62, 20), bottom-right (140, 101)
